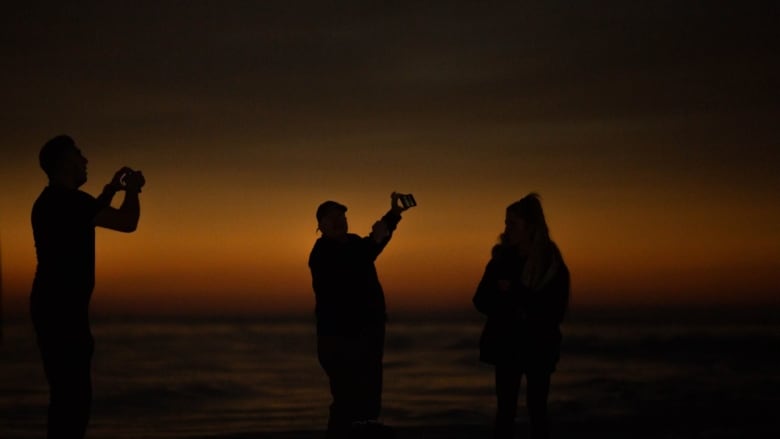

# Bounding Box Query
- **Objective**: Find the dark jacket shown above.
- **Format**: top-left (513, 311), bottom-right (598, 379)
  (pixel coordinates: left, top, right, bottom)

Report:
top-left (473, 244), bottom-right (569, 372)
top-left (309, 210), bottom-right (401, 336)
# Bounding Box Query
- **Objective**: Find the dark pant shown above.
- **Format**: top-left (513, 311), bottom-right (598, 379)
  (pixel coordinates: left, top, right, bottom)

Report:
top-left (317, 326), bottom-right (385, 436)
top-left (32, 312), bottom-right (94, 439)
top-left (494, 365), bottom-right (551, 439)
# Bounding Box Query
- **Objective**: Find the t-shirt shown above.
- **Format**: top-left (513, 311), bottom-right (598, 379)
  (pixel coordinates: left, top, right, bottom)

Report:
top-left (31, 186), bottom-right (101, 314)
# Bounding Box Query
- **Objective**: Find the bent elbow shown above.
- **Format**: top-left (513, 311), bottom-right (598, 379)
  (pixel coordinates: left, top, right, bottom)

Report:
top-left (124, 215), bottom-right (140, 233)
top-left (120, 222), bottom-right (138, 233)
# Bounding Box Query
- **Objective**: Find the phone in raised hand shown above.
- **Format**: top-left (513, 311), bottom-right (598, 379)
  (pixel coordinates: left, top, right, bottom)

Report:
top-left (399, 193), bottom-right (417, 209)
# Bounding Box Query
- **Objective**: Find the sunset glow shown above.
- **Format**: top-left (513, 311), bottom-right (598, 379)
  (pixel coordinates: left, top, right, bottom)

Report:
top-left (2, 3), bottom-right (778, 316)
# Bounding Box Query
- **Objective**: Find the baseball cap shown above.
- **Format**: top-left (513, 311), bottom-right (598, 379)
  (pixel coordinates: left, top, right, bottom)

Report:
top-left (316, 200), bottom-right (347, 222)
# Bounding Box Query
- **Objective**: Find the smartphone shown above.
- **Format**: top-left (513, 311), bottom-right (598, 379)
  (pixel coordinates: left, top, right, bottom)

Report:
top-left (399, 193), bottom-right (417, 209)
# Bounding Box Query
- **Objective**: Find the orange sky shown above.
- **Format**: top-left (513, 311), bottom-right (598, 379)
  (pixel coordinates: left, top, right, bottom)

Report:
top-left (1, 3), bottom-right (779, 316)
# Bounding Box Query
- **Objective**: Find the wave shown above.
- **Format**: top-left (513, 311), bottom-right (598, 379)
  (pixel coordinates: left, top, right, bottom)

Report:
top-left (3, 316), bottom-right (780, 438)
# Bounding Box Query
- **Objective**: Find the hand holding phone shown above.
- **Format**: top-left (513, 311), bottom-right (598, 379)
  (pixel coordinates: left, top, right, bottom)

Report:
top-left (121, 170), bottom-right (145, 193)
top-left (391, 192), bottom-right (417, 214)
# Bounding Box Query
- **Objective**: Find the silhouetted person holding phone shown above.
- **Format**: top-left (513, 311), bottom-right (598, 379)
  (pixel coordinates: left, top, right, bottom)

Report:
top-left (309, 192), bottom-right (413, 439)
top-left (473, 193), bottom-right (569, 439)
top-left (30, 135), bottom-right (145, 439)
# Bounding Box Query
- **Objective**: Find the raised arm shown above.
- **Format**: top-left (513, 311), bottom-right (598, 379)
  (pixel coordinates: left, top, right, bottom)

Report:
top-left (94, 169), bottom-right (145, 232)
top-left (369, 192), bottom-right (410, 243)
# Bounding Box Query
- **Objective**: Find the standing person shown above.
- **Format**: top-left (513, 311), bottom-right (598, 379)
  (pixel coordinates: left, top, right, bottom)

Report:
top-left (30, 135), bottom-right (145, 439)
top-left (473, 193), bottom-right (570, 439)
top-left (308, 192), bottom-right (412, 439)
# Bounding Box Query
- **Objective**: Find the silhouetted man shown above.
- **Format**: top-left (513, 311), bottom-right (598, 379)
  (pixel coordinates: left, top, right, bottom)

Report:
top-left (308, 193), bottom-right (411, 439)
top-left (30, 135), bottom-right (145, 439)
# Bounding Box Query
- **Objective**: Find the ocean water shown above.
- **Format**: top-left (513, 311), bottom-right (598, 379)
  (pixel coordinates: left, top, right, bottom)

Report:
top-left (1, 307), bottom-right (779, 438)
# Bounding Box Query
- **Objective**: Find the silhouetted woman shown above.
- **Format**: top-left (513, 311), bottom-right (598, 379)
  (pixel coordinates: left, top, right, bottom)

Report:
top-left (473, 193), bottom-right (570, 439)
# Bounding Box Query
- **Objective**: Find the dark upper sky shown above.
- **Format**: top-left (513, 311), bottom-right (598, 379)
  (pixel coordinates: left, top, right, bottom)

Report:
top-left (3, 2), bottom-right (777, 151)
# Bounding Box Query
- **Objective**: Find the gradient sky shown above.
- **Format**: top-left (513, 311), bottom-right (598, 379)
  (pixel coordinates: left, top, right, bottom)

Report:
top-left (1, 2), bottom-right (778, 316)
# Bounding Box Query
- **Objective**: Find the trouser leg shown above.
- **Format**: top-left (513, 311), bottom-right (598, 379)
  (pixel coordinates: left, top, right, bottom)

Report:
top-left (39, 337), bottom-right (93, 439)
top-left (526, 372), bottom-right (551, 439)
top-left (494, 365), bottom-right (521, 439)
top-left (318, 326), bottom-right (387, 438)
top-left (355, 326), bottom-right (385, 422)
top-left (319, 335), bottom-right (359, 436)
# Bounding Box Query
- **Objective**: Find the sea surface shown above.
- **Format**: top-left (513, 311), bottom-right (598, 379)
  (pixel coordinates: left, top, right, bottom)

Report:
top-left (2, 306), bottom-right (779, 438)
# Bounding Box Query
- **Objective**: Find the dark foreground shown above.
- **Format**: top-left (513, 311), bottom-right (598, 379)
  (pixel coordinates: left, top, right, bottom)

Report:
top-left (193, 412), bottom-right (779, 439)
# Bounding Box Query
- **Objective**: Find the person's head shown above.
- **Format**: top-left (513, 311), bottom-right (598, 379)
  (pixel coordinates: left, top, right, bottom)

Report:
top-left (39, 135), bottom-right (88, 188)
top-left (501, 192), bottom-right (550, 254)
top-left (316, 200), bottom-right (348, 239)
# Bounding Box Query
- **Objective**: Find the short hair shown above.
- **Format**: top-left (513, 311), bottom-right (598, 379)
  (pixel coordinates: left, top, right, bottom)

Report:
top-left (39, 135), bottom-right (76, 177)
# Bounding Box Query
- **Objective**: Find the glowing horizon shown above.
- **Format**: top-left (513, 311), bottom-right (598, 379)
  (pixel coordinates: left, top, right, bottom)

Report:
top-left (2, 3), bottom-right (778, 316)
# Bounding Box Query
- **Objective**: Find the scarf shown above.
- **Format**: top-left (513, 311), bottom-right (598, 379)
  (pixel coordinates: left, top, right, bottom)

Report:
top-left (521, 240), bottom-right (562, 292)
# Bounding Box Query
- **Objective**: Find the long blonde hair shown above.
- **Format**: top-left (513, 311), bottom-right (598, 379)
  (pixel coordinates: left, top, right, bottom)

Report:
top-left (503, 193), bottom-right (560, 291)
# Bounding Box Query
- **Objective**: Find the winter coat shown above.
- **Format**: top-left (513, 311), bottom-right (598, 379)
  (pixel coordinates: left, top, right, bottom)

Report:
top-left (473, 244), bottom-right (569, 372)
top-left (309, 210), bottom-right (401, 336)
